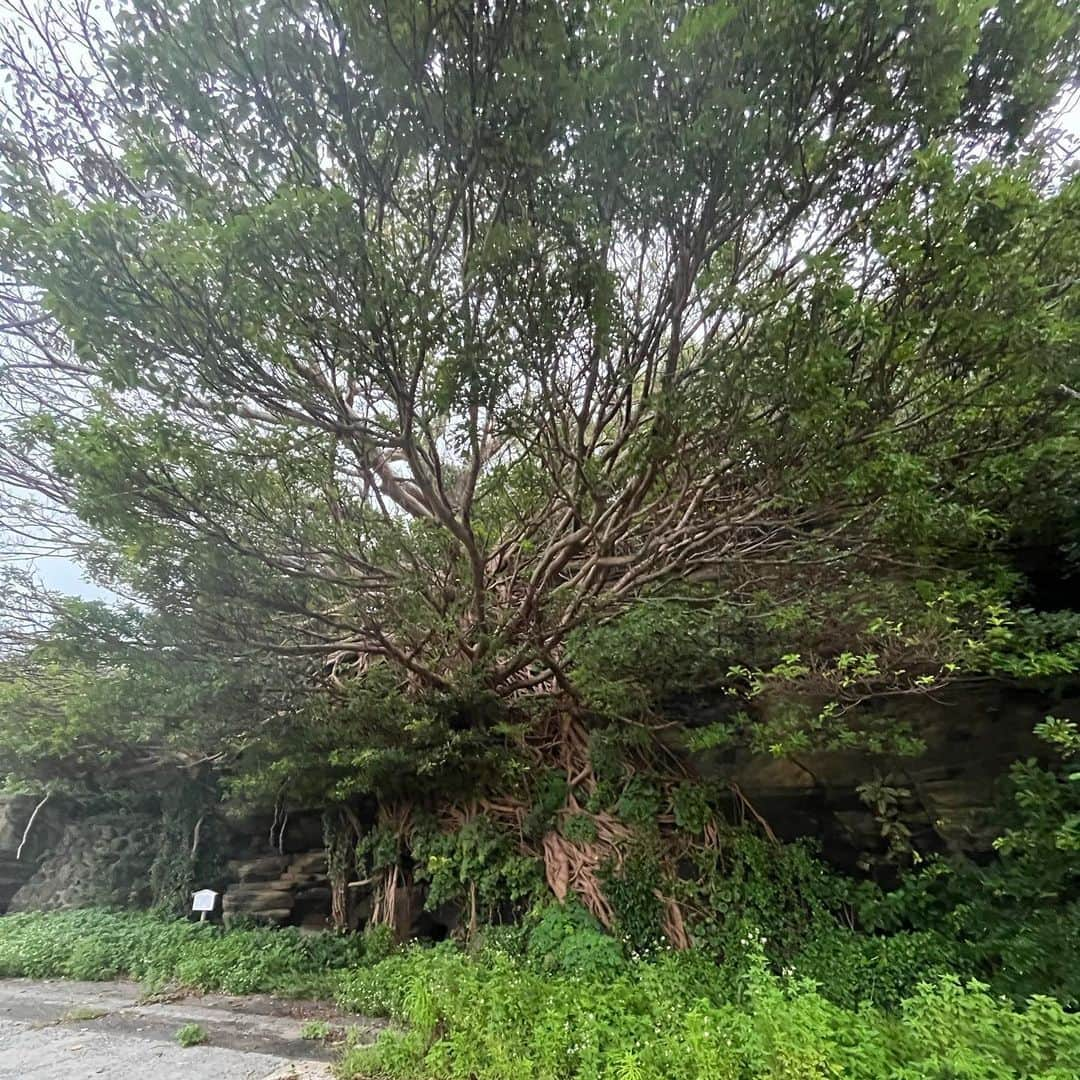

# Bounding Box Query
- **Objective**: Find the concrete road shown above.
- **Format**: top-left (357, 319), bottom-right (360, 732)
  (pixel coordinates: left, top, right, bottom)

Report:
top-left (0, 978), bottom-right (384, 1079)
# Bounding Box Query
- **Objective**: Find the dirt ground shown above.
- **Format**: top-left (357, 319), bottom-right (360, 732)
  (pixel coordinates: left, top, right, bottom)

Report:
top-left (0, 978), bottom-right (384, 1078)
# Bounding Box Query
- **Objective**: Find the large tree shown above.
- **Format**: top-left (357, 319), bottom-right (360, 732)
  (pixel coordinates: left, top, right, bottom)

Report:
top-left (1, 0), bottom-right (1078, 925)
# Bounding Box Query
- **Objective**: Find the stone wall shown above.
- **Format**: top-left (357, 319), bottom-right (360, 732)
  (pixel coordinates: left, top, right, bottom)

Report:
top-left (4, 682), bottom-right (1077, 922)
top-left (0, 795), bottom-right (63, 911)
top-left (7, 814), bottom-right (159, 912)
top-left (221, 851), bottom-right (330, 929)
top-left (0, 804), bottom-right (334, 923)
top-left (681, 682), bottom-right (1080, 872)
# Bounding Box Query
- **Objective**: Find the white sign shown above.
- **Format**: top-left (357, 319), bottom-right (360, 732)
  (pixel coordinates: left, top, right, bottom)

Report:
top-left (192, 889), bottom-right (218, 913)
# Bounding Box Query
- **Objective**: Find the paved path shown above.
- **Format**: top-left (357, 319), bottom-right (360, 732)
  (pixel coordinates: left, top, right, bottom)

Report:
top-left (0, 979), bottom-right (383, 1079)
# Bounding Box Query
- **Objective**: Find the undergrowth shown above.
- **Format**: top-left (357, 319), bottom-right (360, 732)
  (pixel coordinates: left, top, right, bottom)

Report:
top-left (336, 942), bottom-right (1080, 1080)
top-left (3, 748), bottom-right (1079, 1080)
top-left (1, 893), bottom-right (1079, 1079)
top-left (0, 908), bottom-right (369, 996)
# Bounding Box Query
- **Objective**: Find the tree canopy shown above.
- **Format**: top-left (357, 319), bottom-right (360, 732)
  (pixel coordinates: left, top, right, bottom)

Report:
top-left (0, 0), bottom-right (1078, 822)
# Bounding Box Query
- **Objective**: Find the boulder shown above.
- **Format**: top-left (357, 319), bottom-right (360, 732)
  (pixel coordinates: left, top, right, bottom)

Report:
top-left (225, 878), bottom-right (295, 895)
top-left (226, 855), bottom-right (292, 882)
top-left (285, 851), bottom-right (328, 878)
top-left (223, 906), bottom-right (292, 927)
top-left (223, 889), bottom-right (295, 913)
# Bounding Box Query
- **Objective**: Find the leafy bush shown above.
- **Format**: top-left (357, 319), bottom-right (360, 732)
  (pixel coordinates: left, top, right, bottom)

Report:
top-left (361, 923), bottom-right (399, 965)
top-left (600, 852), bottom-right (666, 955)
top-left (856, 729), bottom-right (1080, 1006)
top-left (175, 1022), bottom-right (208, 1047)
top-left (409, 816), bottom-right (545, 920)
top-left (338, 944), bottom-right (1080, 1080)
top-left (673, 827), bottom-right (856, 968)
top-left (525, 902), bottom-right (626, 979)
top-left (792, 926), bottom-right (973, 1010)
top-left (0, 909), bottom-right (368, 996)
top-left (337, 946), bottom-right (442, 1017)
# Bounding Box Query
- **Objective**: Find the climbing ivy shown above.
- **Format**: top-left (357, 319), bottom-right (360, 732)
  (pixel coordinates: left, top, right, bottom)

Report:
top-left (412, 818), bottom-right (545, 928)
top-left (149, 777), bottom-right (221, 914)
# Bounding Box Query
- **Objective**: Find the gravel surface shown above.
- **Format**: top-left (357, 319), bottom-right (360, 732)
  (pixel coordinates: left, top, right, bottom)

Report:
top-left (0, 978), bottom-right (383, 1079)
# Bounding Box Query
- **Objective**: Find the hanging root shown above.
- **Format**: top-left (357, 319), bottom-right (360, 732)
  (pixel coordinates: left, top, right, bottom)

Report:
top-left (277, 807), bottom-right (289, 854)
top-left (730, 782), bottom-right (778, 844)
top-left (190, 814), bottom-right (205, 859)
top-left (324, 808), bottom-right (356, 931)
top-left (370, 863), bottom-right (402, 930)
top-left (16, 793), bottom-right (50, 861)
top-left (357, 711), bottom-right (776, 951)
top-left (367, 803), bottom-right (415, 938)
top-left (658, 891), bottom-right (691, 950)
top-left (269, 793), bottom-right (287, 852)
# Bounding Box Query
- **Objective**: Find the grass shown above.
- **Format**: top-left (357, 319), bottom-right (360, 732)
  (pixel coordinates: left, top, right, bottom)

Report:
top-left (300, 1018), bottom-right (333, 1040)
top-left (175, 1021), bottom-right (208, 1047)
top-left (337, 943), bottom-right (1080, 1080)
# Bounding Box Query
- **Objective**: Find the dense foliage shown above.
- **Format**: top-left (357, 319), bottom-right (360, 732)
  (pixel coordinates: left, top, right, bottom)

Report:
top-left (0, 907), bottom-right (377, 996)
top-left (3, 907), bottom-right (1079, 1079)
top-left (338, 945), bottom-right (1080, 1080)
top-left (3, 755), bottom-right (1078, 1007)
top-left (0, 0), bottom-right (1079, 999)
top-left (4, 757), bottom-right (1080, 1073)
top-left (0, 0), bottom-right (1077, 795)
top-left (856, 720), bottom-right (1080, 1007)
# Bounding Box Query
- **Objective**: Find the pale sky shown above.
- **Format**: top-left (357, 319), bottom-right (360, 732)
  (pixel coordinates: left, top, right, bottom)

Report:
top-left (33, 557), bottom-right (114, 602)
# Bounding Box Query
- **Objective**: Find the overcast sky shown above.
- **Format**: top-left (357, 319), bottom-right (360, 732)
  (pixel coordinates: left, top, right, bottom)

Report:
top-left (33, 557), bottom-right (114, 601)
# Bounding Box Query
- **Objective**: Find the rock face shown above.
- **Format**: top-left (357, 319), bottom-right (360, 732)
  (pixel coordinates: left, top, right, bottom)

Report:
top-left (4, 683), bottom-right (1078, 923)
top-left (221, 849), bottom-right (330, 928)
top-left (0, 795), bottom-right (61, 857)
top-left (7, 814), bottom-right (159, 912)
top-left (0, 858), bottom-right (31, 913)
top-left (0, 795), bottom-right (64, 911)
top-left (678, 682), bottom-right (1080, 872)
top-left (2, 805), bottom-right (336, 929)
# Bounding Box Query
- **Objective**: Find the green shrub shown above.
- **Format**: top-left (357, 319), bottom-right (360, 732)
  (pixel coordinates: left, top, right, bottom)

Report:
top-left (792, 926), bottom-right (974, 1009)
top-left (300, 1019), bottom-right (332, 1040)
top-left (600, 853), bottom-right (665, 955)
top-left (672, 828), bottom-right (856, 968)
top-left (407, 816), bottom-right (545, 921)
top-left (856, 750), bottom-right (1080, 1006)
top-left (337, 945), bottom-right (447, 1017)
top-left (361, 923), bottom-right (398, 965)
top-left (525, 901), bottom-right (627, 978)
top-left (338, 945), bottom-right (1080, 1080)
top-left (175, 1022), bottom-right (208, 1047)
top-left (472, 921), bottom-right (529, 958)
